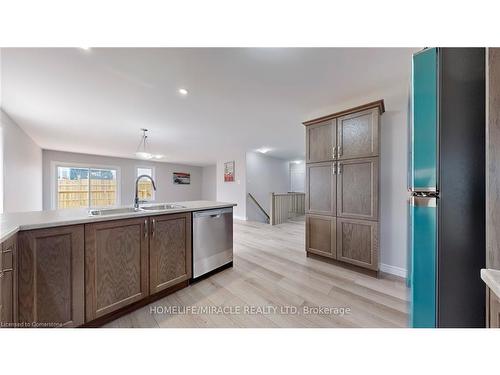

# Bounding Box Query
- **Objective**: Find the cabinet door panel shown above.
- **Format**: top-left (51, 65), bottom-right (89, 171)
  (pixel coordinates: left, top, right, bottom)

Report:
top-left (85, 218), bottom-right (149, 321)
top-left (306, 215), bottom-right (336, 259)
top-left (306, 162), bottom-right (336, 216)
top-left (18, 226), bottom-right (84, 327)
top-left (0, 239), bottom-right (3, 323)
top-left (306, 120), bottom-right (336, 163)
top-left (336, 218), bottom-right (378, 270)
top-left (488, 288), bottom-right (500, 328)
top-left (337, 108), bottom-right (379, 159)
top-left (337, 157), bottom-right (379, 220)
top-left (150, 213), bottom-right (192, 294)
top-left (1, 235), bottom-right (17, 325)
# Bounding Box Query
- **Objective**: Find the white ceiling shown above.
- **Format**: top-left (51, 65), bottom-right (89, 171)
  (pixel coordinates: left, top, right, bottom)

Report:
top-left (0, 48), bottom-right (416, 166)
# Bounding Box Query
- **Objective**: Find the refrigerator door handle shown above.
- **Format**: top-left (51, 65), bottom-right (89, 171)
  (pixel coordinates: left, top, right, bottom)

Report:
top-left (410, 195), bottom-right (438, 207)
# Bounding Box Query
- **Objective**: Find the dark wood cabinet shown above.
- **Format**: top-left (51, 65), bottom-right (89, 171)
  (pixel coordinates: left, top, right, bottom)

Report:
top-left (337, 108), bottom-right (379, 160)
top-left (85, 217), bottom-right (149, 322)
top-left (18, 226), bottom-right (84, 327)
top-left (149, 213), bottom-right (192, 294)
top-left (337, 157), bottom-right (379, 221)
top-left (306, 120), bottom-right (336, 163)
top-left (2, 209), bottom-right (200, 327)
top-left (303, 101), bottom-right (382, 273)
top-left (306, 162), bottom-right (336, 216)
top-left (336, 218), bottom-right (379, 270)
top-left (1, 234), bottom-right (18, 325)
top-left (487, 287), bottom-right (500, 328)
top-left (306, 215), bottom-right (336, 259)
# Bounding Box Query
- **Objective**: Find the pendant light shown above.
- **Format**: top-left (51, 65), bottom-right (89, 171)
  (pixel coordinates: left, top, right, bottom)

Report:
top-left (135, 129), bottom-right (164, 160)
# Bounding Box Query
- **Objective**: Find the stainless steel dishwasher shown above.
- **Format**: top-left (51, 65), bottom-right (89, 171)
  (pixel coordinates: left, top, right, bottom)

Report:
top-left (192, 207), bottom-right (233, 279)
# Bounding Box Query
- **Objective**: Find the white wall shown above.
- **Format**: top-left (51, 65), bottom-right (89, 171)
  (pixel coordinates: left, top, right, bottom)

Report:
top-left (246, 152), bottom-right (289, 223)
top-left (0, 110), bottom-right (43, 213)
top-left (42, 150), bottom-right (204, 210)
top-left (289, 161), bottom-right (305, 192)
top-left (201, 165), bottom-right (216, 200)
top-left (216, 154), bottom-right (247, 220)
top-left (307, 82), bottom-right (410, 277)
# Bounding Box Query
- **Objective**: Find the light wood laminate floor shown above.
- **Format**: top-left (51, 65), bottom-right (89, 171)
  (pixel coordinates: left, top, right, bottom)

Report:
top-left (105, 218), bottom-right (409, 328)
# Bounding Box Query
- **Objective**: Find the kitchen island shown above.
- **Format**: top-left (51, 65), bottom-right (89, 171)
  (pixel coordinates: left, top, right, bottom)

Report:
top-left (0, 200), bottom-right (236, 327)
top-left (481, 269), bottom-right (500, 328)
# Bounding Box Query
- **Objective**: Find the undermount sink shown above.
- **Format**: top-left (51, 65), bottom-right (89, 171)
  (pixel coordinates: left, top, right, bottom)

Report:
top-left (140, 204), bottom-right (186, 211)
top-left (88, 207), bottom-right (142, 216)
top-left (88, 204), bottom-right (186, 216)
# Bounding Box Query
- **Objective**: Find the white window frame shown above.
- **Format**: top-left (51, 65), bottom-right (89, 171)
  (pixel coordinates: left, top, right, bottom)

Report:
top-left (135, 165), bottom-right (156, 202)
top-left (51, 161), bottom-right (121, 209)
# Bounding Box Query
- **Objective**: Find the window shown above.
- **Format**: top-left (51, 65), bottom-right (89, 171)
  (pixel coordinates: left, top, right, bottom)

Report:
top-left (136, 167), bottom-right (155, 202)
top-left (56, 165), bottom-right (119, 209)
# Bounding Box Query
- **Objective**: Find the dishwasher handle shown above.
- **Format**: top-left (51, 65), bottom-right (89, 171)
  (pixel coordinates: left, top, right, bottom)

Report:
top-left (193, 207), bottom-right (233, 218)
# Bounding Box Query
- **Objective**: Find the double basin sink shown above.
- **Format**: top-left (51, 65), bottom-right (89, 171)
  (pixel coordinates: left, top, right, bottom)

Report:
top-left (88, 203), bottom-right (186, 216)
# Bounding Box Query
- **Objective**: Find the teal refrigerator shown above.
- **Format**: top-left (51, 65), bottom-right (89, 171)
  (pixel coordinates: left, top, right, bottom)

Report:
top-left (409, 48), bottom-right (486, 328)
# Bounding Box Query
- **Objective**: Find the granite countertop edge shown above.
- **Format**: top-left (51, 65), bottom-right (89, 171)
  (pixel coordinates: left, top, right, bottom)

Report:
top-left (481, 268), bottom-right (500, 298)
top-left (0, 200), bottom-right (237, 243)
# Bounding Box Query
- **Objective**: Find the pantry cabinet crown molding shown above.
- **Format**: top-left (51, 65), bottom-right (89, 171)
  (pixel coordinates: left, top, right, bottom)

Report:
top-left (302, 99), bottom-right (385, 126)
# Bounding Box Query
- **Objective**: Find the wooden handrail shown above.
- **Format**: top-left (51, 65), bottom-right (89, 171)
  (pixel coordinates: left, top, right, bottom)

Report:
top-left (248, 193), bottom-right (270, 222)
top-left (270, 192), bottom-right (305, 225)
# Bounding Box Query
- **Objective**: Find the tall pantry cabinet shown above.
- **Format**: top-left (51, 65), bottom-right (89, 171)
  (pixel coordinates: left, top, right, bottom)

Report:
top-left (303, 100), bottom-right (383, 272)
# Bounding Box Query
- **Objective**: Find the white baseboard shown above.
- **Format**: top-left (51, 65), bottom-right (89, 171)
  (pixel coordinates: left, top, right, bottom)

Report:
top-left (380, 263), bottom-right (407, 278)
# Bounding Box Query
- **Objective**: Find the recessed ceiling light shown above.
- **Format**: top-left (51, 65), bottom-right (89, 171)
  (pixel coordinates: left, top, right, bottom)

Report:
top-left (178, 88), bottom-right (189, 96)
top-left (79, 47), bottom-right (91, 51)
top-left (292, 160), bottom-right (302, 164)
top-left (256, 147), bottom-right (271, 154)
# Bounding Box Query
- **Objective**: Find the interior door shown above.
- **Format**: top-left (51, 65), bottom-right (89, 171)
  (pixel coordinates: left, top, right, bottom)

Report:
top-left (337, 108), bottom-right (379, 160)
top-left (306, 120), bottom-right (336, 163)
top-left (306, 161), bottom-right (336, 216)
top-left (337, 157), bottom-right (379, 221)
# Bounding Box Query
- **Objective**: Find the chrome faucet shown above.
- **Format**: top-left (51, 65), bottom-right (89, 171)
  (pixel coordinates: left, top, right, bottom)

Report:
top-left (134, 175), bottom-right (157, 209)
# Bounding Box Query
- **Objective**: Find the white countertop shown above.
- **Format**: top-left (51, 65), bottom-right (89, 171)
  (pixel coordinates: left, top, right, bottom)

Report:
top-left (481, 268), bottom-right (500, 298)
top-left (0, 200), bottom-right (236, 242)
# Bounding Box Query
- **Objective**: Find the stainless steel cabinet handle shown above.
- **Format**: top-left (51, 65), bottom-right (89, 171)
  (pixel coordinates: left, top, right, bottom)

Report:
top-left (151, 218), bottom-right (156, 238)
top-left (144, 219), bottom-right (148, 239)
top-left (333, 146), bottom-right (337, 159)
top-left (332, 163), bottom-right (337, 175)
top-left (338, 163), bottom-right (342, 174)
top-left (338, 146), bottom-right (342, 157)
